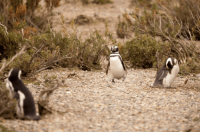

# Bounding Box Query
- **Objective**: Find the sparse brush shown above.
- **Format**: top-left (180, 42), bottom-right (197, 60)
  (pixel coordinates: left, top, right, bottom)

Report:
top-left (130, 0), bottom-right (152, 8)
top-left (116, 15), bottom-right (129, 38)
top-left (179, 59), bottom-right (200, 75)
top-left (124, 0), bottom-right (200, 74)
top-left (119, 35), bottom-right (170, 68)
top-left (0, 83), bottom-right (16, 119)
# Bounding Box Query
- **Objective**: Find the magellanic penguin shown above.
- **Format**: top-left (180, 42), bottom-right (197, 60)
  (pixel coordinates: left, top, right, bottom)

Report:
top-left (6, 68), bottom-right (40, 120)
top-left (151, 57), bottom-right (179, 88)
top-left (106, 46), bottom-right (127, 83)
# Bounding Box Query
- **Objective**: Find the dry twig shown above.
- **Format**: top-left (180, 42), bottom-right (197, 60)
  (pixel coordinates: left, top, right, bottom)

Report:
top-left (38, 79), bottom-right (64, 116)
top-left (0, 22), bottom-right (8, 35)
top-left (0, 45), bottom-right (27, 75)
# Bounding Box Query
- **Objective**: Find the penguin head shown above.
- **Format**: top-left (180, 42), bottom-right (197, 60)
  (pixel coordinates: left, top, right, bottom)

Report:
top-left (165, 57), bottom-right (178, 70)
top-left (111, 46), bottom-right (119, 53)
top-left (8, 68), bottom-right (22, 82)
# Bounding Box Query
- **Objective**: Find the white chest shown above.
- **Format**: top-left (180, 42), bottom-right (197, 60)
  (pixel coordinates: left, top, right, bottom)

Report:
top-left (110, 56), bottom-right (125, 79)
top-left (16, 91), bottom-right (26, 118)
top-left (163, 64), bottom-right (179, 87)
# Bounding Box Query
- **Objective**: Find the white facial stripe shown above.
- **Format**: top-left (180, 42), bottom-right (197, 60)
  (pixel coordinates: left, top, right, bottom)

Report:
top-left (166, 58), bottom-right (173, 69)
top-left (16, 91), bottom-right (25, 118)
top-left (18, 70), bottom-right (22, 80)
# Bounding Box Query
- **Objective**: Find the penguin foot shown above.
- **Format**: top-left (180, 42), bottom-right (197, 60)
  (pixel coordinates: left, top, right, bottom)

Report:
top-left (112, 79), bottom-right (115, 83)
top-left (166, 86), bottom-right (176, 89)
top-left (24, 115), bottom-right (40, 120)
top-left (150, 84), bottom-right (164, 88)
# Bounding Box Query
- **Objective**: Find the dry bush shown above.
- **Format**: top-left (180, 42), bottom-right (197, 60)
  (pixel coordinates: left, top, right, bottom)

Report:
top-left (74, 15), bottom-right (92, 25)
top-left (123, 0), bottom-right (200, 74)
top-left (0, 20), bottom-right (110, 76)
top-left (55, 30), bottom-right (110, 70)
top-left (154, 0), bottom-right (200, 40)
top-left (130, 0), bottom-right (153, 8)
top-left (0, 0), bottom-right (60, 32)
top-left (0, 84), bottom-right (16, 119)
top-left (116, 15), bottom-right (129, 38)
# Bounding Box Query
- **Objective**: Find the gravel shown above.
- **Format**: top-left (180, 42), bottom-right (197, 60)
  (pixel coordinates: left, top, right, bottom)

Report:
top-left (1, 68), bottom-right (200, 132)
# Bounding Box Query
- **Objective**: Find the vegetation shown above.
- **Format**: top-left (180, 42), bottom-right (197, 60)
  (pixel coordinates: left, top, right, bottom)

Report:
top-left (121, 0), bottom-right (200, 73)
top-left (81, 0), bottom-right (113, 4)
top-left (119, 35), bottom-right (169, 68)
top-left (1, 0), bottom-right (200, 120)
top-left (0, 124), bottom-right (15, 132)
top-left (0, 0), bottom-right (111, 119)
top-left (0, 83), bottom-right (16, 119)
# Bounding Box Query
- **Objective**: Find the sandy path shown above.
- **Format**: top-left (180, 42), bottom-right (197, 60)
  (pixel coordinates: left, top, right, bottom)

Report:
top-left (1, 68), bottom-right (200, 132)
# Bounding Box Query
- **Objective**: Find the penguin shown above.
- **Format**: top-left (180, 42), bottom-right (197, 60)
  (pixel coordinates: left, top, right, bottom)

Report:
top-left (151, 57), bottom-right (179, 88)
top-left (106, 46), bottom-right (127, 83)
top-left (6, 68), bottom-right (40, 120)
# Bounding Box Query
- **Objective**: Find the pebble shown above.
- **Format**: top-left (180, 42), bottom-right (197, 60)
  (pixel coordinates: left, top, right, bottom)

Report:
top-left (1, 68), bottom-right (200, 132)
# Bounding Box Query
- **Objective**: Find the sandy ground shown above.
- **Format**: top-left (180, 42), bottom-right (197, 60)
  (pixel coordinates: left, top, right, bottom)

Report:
top-left (1, 1), bottom-right (200, 132)
top-left (38, 0), bottom-right (134, 42)
top-left (1, 68), bottom-right (200, 132)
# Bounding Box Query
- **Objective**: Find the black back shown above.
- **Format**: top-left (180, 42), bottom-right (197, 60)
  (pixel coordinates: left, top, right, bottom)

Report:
top-left (152, 64), bottom-right (168, 87)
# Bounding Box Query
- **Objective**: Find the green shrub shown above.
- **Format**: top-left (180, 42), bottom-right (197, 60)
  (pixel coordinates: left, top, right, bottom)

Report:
top-left (119, 35), bottom-right (170, 68)
top-left (3, 26), bottom-right (110, 75)
top-left (56, 30), bottom-right (110, 70)
top-left (0, 27), bottom-right (26, 60)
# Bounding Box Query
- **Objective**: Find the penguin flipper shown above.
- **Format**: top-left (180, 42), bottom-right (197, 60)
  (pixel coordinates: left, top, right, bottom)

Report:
top-left (118, 56), bottom-right (127, 71)
top-left (158, 69), bottom-right (168, 80)
top-left (106, 61), bottom-right (110, 75)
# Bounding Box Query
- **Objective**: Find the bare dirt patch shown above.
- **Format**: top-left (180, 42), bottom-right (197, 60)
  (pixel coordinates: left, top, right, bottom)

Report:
top-left (42, 0), bottom-right (134, 42)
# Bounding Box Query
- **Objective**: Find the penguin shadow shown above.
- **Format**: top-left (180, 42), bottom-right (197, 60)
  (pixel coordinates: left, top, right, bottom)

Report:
top-left (150, 85), bottom-right (177, 89)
